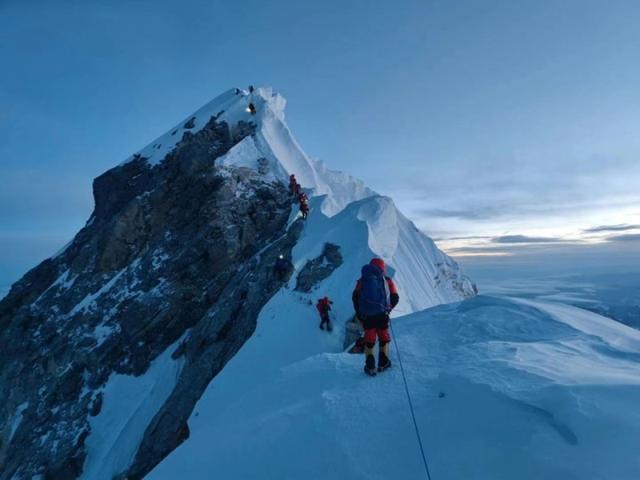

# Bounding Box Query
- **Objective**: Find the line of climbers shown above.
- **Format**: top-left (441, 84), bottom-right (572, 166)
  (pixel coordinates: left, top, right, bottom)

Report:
top-left (353, 258), bottom-right (399, 375)
top-left (289, 174), bottom-right (309, 220)
top-left (274, 254), bottom-right (292, 281)
top-left (270, 173), bottom-right (312, 287)
top-left (315, 258), bottom-right (398, 374)
top-left (281, 175), bottom-right (397, 376)
top-left (274, 252), bottom-right (399, 376)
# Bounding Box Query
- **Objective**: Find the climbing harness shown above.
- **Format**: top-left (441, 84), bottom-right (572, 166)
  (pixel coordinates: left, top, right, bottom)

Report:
top-left (390, 321), bottom-right (433, 480)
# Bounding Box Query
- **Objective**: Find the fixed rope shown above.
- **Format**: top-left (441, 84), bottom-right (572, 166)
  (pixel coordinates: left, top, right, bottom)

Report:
top-left (390, 321), bottom-right (433, 480)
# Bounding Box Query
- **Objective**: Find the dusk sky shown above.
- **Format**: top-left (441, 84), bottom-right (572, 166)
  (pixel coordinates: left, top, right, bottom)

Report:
top-left (1, 0), bottom-right (639, 286)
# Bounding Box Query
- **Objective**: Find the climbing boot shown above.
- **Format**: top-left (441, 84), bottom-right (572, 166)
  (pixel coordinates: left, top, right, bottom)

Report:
top-left (377, 342), bottom-right (392, 372)
top-left (364, 353), bottom-right (377, 376)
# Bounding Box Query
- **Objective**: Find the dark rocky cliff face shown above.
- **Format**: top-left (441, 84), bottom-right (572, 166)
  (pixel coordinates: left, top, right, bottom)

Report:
top-left (0, 115), bottom-right (302, 479)
top-left (294, 243), bottom-right (343, 293)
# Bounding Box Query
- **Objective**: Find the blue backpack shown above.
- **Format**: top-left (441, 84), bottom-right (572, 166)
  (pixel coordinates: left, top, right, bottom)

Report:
top-left (358, 264), bottom-right (391, 316)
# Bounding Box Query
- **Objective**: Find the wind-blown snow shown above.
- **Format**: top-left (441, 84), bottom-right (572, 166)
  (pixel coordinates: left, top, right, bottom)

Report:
top-left (513, 297), bottom-right (640, 353)
top-left (149, 296), bottom-right (640, 480)
top-left (80, 336), bottom-right (186, 480)
top-left (9, 401), bottom-right (29, 442)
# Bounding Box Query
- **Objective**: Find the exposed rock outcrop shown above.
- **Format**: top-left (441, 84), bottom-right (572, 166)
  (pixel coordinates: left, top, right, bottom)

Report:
top-left (434, 260), bottom-right (478, 298)
top-left (0, 114), bottom-right (300, 480)
top-left (294, 243), bottom-right (343, 292)
top-left (0, 86), bottom-right (478, 480)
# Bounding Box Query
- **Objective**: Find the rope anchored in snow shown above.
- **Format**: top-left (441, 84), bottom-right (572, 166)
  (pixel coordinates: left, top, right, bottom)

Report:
top-left (390, 321), bottom-right (433, 480)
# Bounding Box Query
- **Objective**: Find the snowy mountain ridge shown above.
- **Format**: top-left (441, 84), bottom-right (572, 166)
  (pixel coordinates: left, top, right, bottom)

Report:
top-left (150, 295), bottom-right (640, 480)
top-left (126, 87), bottom-right (375, 217)
top-left (123, 85), bottom-right (476, 308)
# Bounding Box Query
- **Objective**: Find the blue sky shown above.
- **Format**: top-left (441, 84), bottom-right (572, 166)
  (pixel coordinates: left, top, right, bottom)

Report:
top-left (1, 0), bottom-right (639, 286)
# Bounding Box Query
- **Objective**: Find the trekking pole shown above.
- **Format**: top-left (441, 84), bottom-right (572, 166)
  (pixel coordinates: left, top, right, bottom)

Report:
top-left (390, 321), bottom-right (433, 480)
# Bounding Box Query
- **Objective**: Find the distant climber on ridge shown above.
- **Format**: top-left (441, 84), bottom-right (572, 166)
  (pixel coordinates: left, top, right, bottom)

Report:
top-left (298, 191), bottom-right (308, 204)
top-left (299, 200), bottom-right (309, 220)
top-left (352, 258), bottom-right (399, 376)
top-left (247, 103), bottom-right (257, 115)
top-left (316, 296), bottom-right (333, 331)
top-left (274, 254), bottom-right (292, 281)
top-left (289, 174), bottom-right (297, 195)
top-left (346, 315), bottom-right (366, 354)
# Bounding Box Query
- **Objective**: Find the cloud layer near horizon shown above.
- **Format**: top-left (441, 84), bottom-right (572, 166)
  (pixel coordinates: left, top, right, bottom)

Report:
top-left (1, 0), bottom-right (640, 284)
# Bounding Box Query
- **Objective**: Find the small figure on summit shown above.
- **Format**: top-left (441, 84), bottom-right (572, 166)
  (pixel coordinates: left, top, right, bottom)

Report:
top-left (352, 258), bottom-right (399, 376)
top-left (316, 296), bottom-right (333, 331)
top-left (247, 103), bottom-right (257, 115)
top-left (274, 254), bottom-right (292, 281)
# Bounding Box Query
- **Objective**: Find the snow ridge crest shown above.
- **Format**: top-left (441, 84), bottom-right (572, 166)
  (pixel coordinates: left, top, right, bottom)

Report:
top-left (122, 85), bottom-right (476, 304)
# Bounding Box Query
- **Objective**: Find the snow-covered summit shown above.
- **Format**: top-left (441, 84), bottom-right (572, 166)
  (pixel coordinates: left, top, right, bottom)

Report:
top-left (1, 86), bottom-right (476, 480)
top-left (127, 86), bottom-right (374, 216)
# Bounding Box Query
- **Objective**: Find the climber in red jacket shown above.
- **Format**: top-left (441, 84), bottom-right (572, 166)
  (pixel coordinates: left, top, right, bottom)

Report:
top-left (316, 296), bottom-right (333, 331)
top-left (293, 183), bottom-right (302, 200)
top-left (352, 258), bottom-right (399, 376)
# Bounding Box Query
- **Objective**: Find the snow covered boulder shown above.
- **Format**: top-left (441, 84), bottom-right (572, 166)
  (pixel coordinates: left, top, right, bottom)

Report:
top-left (295, 242), bottom-right (343, 292)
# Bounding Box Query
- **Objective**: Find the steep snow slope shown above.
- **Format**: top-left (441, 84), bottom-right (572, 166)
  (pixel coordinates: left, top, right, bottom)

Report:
top-left (150, 296), bottom-right (640, 480)
top-left (81, 335), bottom-right (186, 480)
top-left (66, 86), bottom-right (474, 478)
top-left (121, 85), bottom-right (473, 313)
